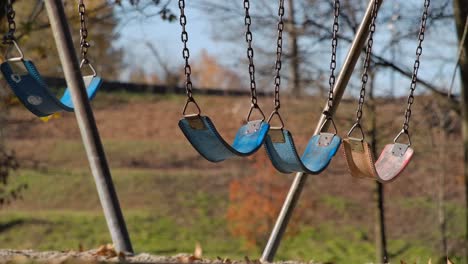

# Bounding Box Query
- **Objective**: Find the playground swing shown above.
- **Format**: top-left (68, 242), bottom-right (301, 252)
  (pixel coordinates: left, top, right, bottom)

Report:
top-left (177, 0), bottom-right (270, 162)
top-left (263, 0), bottom-right (342, 174)
top-left (0, 0), bottom-right (102, 118)
top-left (342, 0), bottom-right (430, 183)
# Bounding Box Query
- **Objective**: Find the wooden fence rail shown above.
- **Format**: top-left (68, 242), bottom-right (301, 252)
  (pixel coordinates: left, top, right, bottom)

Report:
top-left (43, 77), bottom-right (273, 97)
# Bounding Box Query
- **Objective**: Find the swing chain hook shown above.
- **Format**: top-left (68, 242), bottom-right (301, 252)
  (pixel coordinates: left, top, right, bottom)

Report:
top-left (352, 0), bottom-right (379, 128)
top-left (273, 0), bottom-right (284, 112)
top-left (400, 0), bottom-right (430, 134)
top-left (247, 103), bottom-right (266, 122)
top-left (244, 0), bottom-right (264, 120)
top-left (4, 39), bottom-right (24, 62)
top-left (78, 0), bottom-right (97, 76)
top-left (393, 128), bottom-right (412, 146)
top-left (347, 122), bottom-right (365, 142)
top-left (319, 111), bottom-right (338, 135)
top-left (267, 0), bottom-right (285, 129)
top-left (2, 0), bottom-right (23, 62)
top-left (326, 0), bottom-right (340, 113)
top-left (178, 0), bottom-right (200, 116)
top-left (320, 0), bottom-right (340, 135)
top-left (3, 0), bottom-right (16, 44)
top-left (182, 97), bottom-right (201, 116)
top-left (267, 109), bottom-right (284, 129)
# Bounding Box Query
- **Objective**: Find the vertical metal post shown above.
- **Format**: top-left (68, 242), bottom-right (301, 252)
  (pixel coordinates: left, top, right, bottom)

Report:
top-left (261, 0), bottom-right (383, 261)
top-left (44, 0), bottom-right (133, 254)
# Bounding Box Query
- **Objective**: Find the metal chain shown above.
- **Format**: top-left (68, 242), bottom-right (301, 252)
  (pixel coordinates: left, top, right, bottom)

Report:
top-left (79, 0), bottom-right (91, 65)
top-left (354, 0), bottom-right (379, 125)
top-left (178, 0), bottom-right (195, 102)
top-left (401, 0), bottom-right (430, 132)
top-left (325, 0), bottom-right (340, 114)
top-left (244, 0), bottom-right (259, 107)
top-left (3, 0), bottom-right (16, 44)
top-left (272, 0), bottom-right (285, 111)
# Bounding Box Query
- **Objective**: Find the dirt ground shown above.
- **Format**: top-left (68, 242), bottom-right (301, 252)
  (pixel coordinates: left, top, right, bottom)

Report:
top-left (0, 249), bottom-right (315, 264)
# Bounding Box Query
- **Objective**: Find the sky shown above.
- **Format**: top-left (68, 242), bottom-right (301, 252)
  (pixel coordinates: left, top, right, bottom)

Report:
top-left (114, 1), bottom-right (222, 79)
top-left (113, 0), bottom-right (461, 98)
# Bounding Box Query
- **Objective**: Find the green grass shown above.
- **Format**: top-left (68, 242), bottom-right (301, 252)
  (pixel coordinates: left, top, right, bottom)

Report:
top-left (1, 210), bottom-right (461, 263)
top-left (0, 210), bottom-right (248, 258)
top-left (4, 168), bottom-right (466, 263)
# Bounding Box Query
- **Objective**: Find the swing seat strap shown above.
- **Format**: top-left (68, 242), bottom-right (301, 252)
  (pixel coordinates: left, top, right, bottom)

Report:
top-left (1, 60), bottom-right (102, 117)
top-left (178, 115), bottom-right (270, 162)
top-left (342, 138), bottom-right (414, 182)
top-left (264, 128), bottom-right (341, 174)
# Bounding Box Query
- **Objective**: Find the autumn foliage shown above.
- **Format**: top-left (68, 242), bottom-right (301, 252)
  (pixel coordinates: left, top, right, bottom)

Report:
top-left (191, 50), bottom-right (243, 90)
top-left (226, 151), bottom-right (290, 249)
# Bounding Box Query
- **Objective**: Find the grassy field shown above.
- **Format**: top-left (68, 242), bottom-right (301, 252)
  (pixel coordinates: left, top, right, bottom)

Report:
top-left (1, 92), bottom-right (465, 263)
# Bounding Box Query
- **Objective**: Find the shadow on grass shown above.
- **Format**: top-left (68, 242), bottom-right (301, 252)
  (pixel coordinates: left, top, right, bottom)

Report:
top-left (0, 218), bottom-right (51, 233)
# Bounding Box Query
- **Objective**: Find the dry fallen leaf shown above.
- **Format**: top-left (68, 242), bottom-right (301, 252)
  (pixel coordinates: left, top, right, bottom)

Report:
top-left (177, 255), bottom-right (201, 263)
top-left (194, 242), bottom-right (202, 259)
top-left (427, 258), bottom-right (431, 264)
top-left (244, 256), bottom-right (261, 264)
top-left (447, 257), bottom-right (454, 264)
top-left (217, 256), bottom-right (232, 264)
top-left (94, 244), bottom-right (122, 259)
top-left (177, 243), bottom-right (203, 263)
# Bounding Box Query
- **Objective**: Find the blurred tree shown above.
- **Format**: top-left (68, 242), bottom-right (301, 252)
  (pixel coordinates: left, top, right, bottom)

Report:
top-left (366, 68), bottom-right (388, 263)
top-left (190, 50), bottom-right (243, 90)
top-left (287, 0), bottom-right (301, 96)
top-left (0, 82), bottom-right (26, 208)
top-left (452, 0), bottom-right (467, 262)
top-left (197, 0), bottom-right (453, 97)
top-left (226, 152), bottom-right (301, 249)
top-left (0, 0), bottom-right (123, 80)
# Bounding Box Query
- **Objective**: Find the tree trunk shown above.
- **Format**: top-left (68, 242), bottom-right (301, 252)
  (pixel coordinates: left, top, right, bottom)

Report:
top-left (288, 0), bottom-right (301, 97)
top-left (437, 105), bottom-right (448, 263)
top-left (368, 71), bottom-right (388, 263)
top-left (453, 0), bottom-right (468, 262)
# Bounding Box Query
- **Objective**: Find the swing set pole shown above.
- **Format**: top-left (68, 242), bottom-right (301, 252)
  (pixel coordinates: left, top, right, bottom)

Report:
top-left (43, 0), bottom-right (134, 254)
top-left (261, 0), bottom-right (384, 261)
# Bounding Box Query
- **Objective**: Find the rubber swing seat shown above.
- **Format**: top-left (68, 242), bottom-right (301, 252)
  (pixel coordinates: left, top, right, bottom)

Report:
top-left (342, 138), bottom-right (414, 183)
top-left (178, 115), bottom-right (270, 162)
top-left (1, 60), bottom-right (102, 117)
top-left (264, 128), bottom-right (342, 174)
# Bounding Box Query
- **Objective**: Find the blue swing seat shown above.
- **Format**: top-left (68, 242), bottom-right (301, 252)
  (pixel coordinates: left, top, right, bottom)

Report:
top-left (179, 115), bottom-right (270, 162)
top-left (1, 60), bottom-right (102, 117)
top-left (264, 129), bottom-right (341, 174)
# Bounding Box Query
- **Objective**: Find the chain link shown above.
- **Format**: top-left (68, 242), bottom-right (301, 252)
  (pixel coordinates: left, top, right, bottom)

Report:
top-left (402, 0), bottom-right (430, 132)
top-left (78, 0), bottom-right (91, 65)
top-left (243, 0), bottom-right (259, 107)
top-left (326, 0), bottom-right (340, 113)
top-left (354, 0), bottom-right (379, 125)
top-left (178, 0), bottom-right (195, 102)
top-left (3, 0), bottom-right (16, 44)
top-left (272, 0), bottom-right (285, 111)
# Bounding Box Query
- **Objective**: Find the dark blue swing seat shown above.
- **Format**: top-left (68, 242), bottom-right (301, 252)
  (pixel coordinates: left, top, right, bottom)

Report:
top-left (0, 41), bottom-right (102, 117)
top-left (179, 114), bottom-right (270, 162)
top-left (1, 60), bottom-right (102, 117)
top-left (264, 121), bottom-right (341, 174)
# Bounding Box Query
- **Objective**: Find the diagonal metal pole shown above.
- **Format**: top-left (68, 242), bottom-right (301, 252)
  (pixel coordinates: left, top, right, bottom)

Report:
top-left (261, 0), bottom-right (383, 261)
top-left (44, 0), bottom-right (133, 254)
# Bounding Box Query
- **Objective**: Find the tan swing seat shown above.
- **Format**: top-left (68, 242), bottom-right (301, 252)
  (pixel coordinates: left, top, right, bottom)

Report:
top-left (342, 138), bottom-right (414, 183)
